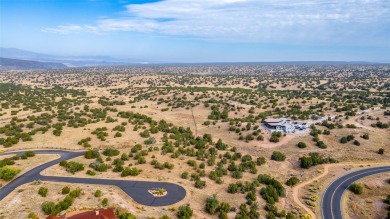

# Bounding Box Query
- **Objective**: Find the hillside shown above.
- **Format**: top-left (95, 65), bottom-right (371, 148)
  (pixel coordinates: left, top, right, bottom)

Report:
top-left (0, 57), bottom-right (67, 70)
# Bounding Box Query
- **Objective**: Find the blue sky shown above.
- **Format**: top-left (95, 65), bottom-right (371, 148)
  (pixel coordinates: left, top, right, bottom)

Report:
top-left (0, 0), bottom-right (389, 62)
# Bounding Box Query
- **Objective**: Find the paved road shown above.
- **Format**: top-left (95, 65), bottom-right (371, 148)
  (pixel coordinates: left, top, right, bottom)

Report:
top-left (0, 150), bottom-right (186, 206)
top-left (322, 165), bottom-right (390, 219)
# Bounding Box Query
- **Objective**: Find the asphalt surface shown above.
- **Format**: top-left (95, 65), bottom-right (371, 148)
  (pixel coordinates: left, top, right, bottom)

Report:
top-left (0, 150), bottom-right (186, 206)
top-left (322, 165), bottom-right (390, 219)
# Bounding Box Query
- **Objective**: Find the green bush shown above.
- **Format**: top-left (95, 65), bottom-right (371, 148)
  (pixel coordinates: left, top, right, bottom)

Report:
top-left (261, 185), bottom-right (279, 204)
top-left (121, 167), bottom-right (142, 177)
top-left (349, 183), bottom-right (363, 195)
top-left (59, 161), bottom-right (84, 174)
top-left (24, 151), bottom-right (35, 157)
top-left (85, 150), bottom-right (100, 159)
top-left (271, 151), bottom-right (286, 161)
top-left (38, 187), bottom-right (48, 197)
top-left (316, 141), bottom-right (327, 149)
top-left (256, 156), bottom-right (266, 166)
top-left (95, 190), bottom-right (102, 197)
top-left (102, 198), bottom-right (108, 206)
top-left (181, 172), bottom-right (189, 179)
top-left (286, 177), bottom-right (300, 186)
top-left (177, 205), bottom-right (193, 219)
top-left (299, 152), bottom-right (337, 169)
top-left (27, 212), bottom-right (39, 219)
top-left (194, 179), bottom-right (206, 189)
top-left (0, 167), bottom-right (20, 181)
top-left (340, 137), bottom-right (348, 144)
top-left (297, 142), bottom-right (307, 148)
top-left (361, 133), bottom-right (369, 140)
top-left (205, 195), bottom-right (219, 215)
top-left (118, 212), bottom-right (137, 219)
top-left (103, 148), bottom-right (120, 156)
top-left (87, 170), bottom-right (96, 176)
top-left (62, 186), bottom-right (70, 194)
top-left (41, 201), bottom-right (56, 214)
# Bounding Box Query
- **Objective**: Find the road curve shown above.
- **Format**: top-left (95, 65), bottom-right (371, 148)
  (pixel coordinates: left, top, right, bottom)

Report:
top-left (0, 150), bottom-right (186, 206)
top-left (322, 165), bottom-right (390, 219)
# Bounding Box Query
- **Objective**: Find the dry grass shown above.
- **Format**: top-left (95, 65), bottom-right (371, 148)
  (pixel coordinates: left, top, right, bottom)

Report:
top-left (344, 172), bottom-right (390, 219)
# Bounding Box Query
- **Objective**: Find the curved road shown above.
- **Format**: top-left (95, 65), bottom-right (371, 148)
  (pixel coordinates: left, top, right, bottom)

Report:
top-left (322, 165), bottom-right (390, 219)
top-left (0, 150), bottom-right (186, 206)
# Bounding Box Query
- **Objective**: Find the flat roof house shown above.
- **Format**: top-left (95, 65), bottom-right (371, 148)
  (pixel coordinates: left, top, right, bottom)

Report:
top-left (264, 118), bottom-right (295, 133)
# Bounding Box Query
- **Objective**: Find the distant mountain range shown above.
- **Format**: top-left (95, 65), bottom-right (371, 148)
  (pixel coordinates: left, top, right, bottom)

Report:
top-left (0, 47), bottom-right (385, 70)
top-left (0, 47), bottom-right (145, 68)
top-left (0, 57), bottom-right (67, 70)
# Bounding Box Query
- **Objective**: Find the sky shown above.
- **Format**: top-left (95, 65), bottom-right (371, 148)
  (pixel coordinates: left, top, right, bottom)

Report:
top-left (0, 0), bottom-right (390, 63)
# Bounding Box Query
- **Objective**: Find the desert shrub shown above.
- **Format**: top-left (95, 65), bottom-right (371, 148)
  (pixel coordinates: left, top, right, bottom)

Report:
top-left (102, 198), bottom-right (108, 206)
top-left (85, 150), bottom-right (100, 159)
top-left (195, 179), bottom-right (206, 189)
top-left (205, 195), bottom-right (219, 215)
top-left (349, 183), bottom-right (363, 195)
top-left (89, 162), bottom-right (110, 172)
top-left (316, 141), bottom-right (327, 149)
top-left (177, 205), bottom-right (193, 219)
top-left (299, 152), bottom-right (337, 169)
top-left (0, 158), bottom-right (15, 168)
top-left (121, 167), bottom-right (142, 177)
top-left (258, 174), bottom-right (285, 204)
top-left (286, 177), bottom-right (300, 186)
top-left (41, 201), bottom-right (56, 214)
top-left (38, 187), bottom-right (48, 197)
top-left (27, 212), bottom-right (39, 219)
top-left (62, 186), bottom-right (70, 194)
top-left (270, 134), bottom-right (280, 143)
top-left (286, 213), bottom-right (297, 219)
top-left (271, 151), bottom-right (286, 161)
top-left (371, 121), bottom-right (389, 129)
top-left (256, 157), bottom-right (266, 166)
top-left (94, 190), bottom-right (102, 197)
top-left (361, 133), bottom-right (369, 140)
top-left (86, 170), bottom-right (96, 176)
top-left (0, 167), bottom-right (20, 181)
top-left (140, 130), bottom-right (150, 138)
top-left (118, 212), bottom-right (137, 219)
top-left (24, 151), bottom-right (35, 157)
top-left (261, 185), bottom-right (280, 204)
top-left (59, 161), bottom-right (84, 174)
top-left (340, 137), bottom-right (348, 144)
top-left (297, 142), bottom-right (307, 148)
top-left (346, 135), bottom-right (354, 141)
top-left (103, 148), bottom-right (120, 156)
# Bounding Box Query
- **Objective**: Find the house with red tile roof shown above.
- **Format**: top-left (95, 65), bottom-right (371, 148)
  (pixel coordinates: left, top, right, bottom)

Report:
top-left (46, 208), bottom-right (117, 219)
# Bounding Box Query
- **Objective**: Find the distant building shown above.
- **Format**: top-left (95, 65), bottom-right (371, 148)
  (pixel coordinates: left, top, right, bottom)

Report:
top-left (264, 118), bottom-right (295, 133)
top-left (46, 208), bottom-right (117, 219)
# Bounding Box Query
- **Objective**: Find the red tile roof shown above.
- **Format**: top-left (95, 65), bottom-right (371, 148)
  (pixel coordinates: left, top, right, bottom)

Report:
top-left (67, 211), bottom-right (97, 219)
top-left (46, 215), bottom-right (62, 219)
top-left (99, 209), bottom-right (116, 219)
top-left (46, 208), bottom-right (117, 219)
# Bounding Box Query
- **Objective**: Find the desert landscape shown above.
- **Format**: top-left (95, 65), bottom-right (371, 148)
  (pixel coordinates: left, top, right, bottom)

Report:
top-left (0, 65), bottom-right (389, 219)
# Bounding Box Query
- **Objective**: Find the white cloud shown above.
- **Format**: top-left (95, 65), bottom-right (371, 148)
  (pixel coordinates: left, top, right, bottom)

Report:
top-left (41, 0), bottom-right (390, 43)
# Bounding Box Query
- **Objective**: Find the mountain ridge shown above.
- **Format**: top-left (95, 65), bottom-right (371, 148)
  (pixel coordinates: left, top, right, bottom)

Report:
top-left (0, 57), bottom-right (68, 70)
